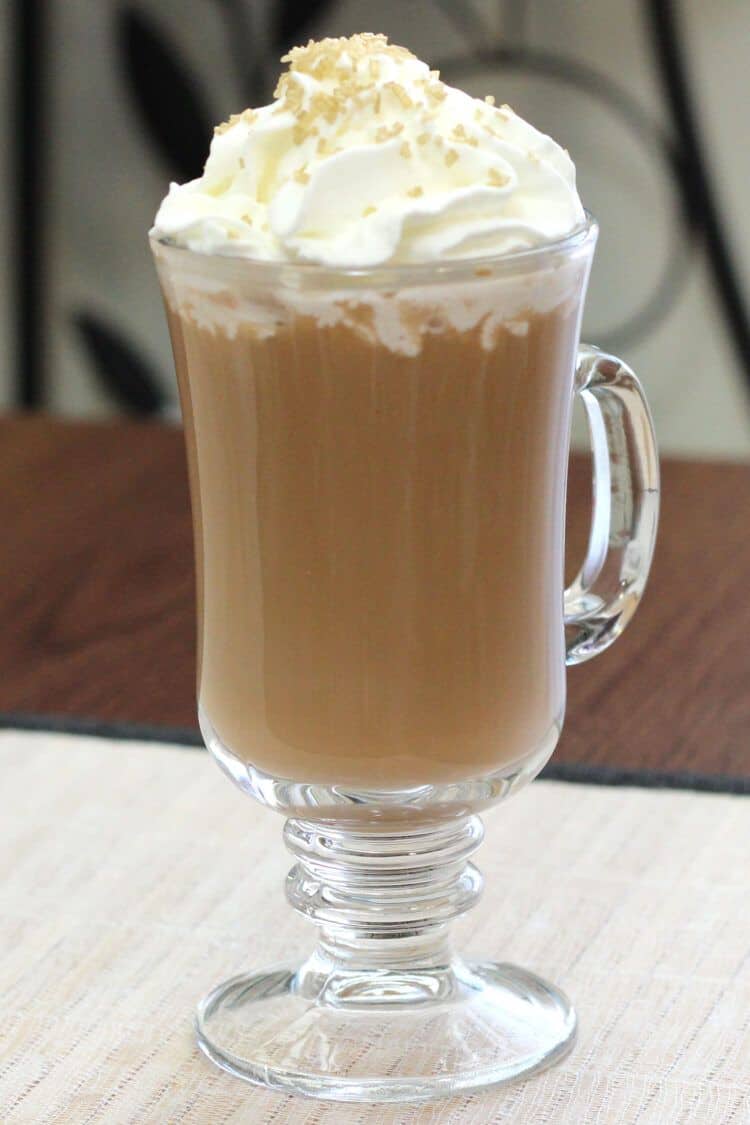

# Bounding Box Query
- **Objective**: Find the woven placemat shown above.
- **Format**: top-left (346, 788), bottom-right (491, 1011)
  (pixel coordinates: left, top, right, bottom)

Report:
top-left (1, 730), bottom-right (748, 1124)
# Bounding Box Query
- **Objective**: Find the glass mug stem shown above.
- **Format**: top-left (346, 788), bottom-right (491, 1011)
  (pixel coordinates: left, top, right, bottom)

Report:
top-left (284, 816), bottom-right (483, 993)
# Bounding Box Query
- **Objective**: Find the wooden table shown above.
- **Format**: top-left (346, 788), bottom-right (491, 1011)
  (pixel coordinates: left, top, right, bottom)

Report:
top-left (3, 416), bottom-right (749, 777)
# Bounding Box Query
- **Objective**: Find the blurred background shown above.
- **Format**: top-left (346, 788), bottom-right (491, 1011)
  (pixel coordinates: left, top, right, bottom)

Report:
top-left (3, 0), bottom-right (750, 456)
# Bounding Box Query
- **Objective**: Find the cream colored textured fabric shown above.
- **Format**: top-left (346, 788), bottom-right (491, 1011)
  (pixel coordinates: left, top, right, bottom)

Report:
top-left (1, 730), bottom-right (748, 1124)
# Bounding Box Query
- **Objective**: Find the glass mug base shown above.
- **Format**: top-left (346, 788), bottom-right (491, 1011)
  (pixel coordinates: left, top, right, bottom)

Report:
top-left (195, 958), bottom-right (576, 1103)
top-left (196, 715), bottom-right (575, 1103)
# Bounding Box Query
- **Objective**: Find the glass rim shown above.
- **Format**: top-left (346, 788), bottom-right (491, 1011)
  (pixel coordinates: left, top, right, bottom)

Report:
top-left (150, 211), bottom-right (598, 287)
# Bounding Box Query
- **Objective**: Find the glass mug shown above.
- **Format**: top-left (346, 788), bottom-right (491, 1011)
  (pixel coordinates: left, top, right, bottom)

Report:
top-left (153, 216), bottom-right (658, 1103)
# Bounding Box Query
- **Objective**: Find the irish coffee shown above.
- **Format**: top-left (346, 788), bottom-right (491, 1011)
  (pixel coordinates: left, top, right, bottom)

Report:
top-left (151, 33), bottom-right (659, 1103)
top-left (162, 270), bottom-right (583, 788)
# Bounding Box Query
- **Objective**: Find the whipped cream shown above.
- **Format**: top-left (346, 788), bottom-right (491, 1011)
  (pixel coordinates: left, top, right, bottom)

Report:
top-left (152, 34), bottom-right (584, 268)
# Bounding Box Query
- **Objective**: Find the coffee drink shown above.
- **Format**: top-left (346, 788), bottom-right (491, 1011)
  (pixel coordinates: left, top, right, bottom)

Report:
top-left (150, 37), bottom-right (659, 1102)
top-left (161, 269), bottom-right (582, 789)
top-left (152, 32), bottom-right (589, 791)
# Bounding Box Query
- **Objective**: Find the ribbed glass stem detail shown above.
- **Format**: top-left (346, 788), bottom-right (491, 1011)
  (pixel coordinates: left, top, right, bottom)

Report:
top-left (284, 816), bottom-right (484, 991)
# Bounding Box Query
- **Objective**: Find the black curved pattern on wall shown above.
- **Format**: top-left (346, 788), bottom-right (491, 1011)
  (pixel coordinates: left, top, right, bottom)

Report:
top-left (73, 312), bottom-right (167, 415)
top-left (11, 0), bottom-right (46, 408)
top-left (82, 0), bottom-right (336, 414)
top-left (116, 6), bottom-right (216, 183)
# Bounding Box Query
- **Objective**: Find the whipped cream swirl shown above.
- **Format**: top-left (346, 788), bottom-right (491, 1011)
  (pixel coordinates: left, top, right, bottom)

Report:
top-left (152, 34), bottom-right (584, 268)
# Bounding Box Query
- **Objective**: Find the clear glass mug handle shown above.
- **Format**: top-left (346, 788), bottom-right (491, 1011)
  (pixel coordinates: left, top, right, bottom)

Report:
top-left (565, 344), bottom-right (660, 665)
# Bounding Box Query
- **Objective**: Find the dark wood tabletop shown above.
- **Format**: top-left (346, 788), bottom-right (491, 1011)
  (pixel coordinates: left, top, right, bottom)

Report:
top-left (3, 415), bottom-right (749, 777)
